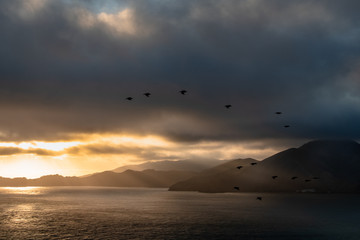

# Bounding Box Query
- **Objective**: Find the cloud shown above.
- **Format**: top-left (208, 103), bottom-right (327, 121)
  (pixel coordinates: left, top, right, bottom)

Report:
top-left (0, 134), bottom-right (283, 162)
top-left (96, 9), bottom-right (138, 35)
top-left (67, 143), bottom-right (180, 161)
top-left (0, 0), bottom-right (359, 148)
top-left (0, 147), bottom-right (58, 156)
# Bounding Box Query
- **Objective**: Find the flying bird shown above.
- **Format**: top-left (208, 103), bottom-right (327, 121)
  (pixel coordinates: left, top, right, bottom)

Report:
top-left (305, 179), bottom-right (311, 182)
top-left (272, 176), bottom-right (278, 180)
top-left (143, 92), bottom-right (151, 97)
top-left (283, 125), bottom-right (290, 128)
top-left (236, 166), bottom-right (243, 169)
top-left (234, 186), bottom-right (240, 191)
top-left (179, 90), bottom-right (187, 95)
top-left (291, 176), bottom-right (298, 180)
top-left (250, 162), bottom-right (257, 166)
top-left (256, 197), bottom-right (262, 201)
top-left (312, 177), bottom-right (320, 180)
top-left (275, 112), bottom-right (282, 115)
top-left (126, 97), bottom-right (133, 101)
top-left (225, 104), bottom-right (232, 109)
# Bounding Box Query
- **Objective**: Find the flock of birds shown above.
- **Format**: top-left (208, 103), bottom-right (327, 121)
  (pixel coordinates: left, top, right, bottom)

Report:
top-left (126, 89), bottom-right (292, 128)
top-left (126, 90), bottom-right (186, 98)
top-left (233, 161), bottom-right (321, 201)
top-left (126, 89), bottom-right (298, 201)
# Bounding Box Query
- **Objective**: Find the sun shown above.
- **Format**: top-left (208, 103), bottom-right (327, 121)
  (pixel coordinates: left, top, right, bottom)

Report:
top-left (0, 134), bottom-right (174, 178)
top-left (0, 156), bottom-right (59, 179)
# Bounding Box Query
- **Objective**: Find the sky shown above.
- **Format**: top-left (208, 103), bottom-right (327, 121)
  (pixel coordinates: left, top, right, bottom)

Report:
top-left (0, 0), bottom-right (360, 178)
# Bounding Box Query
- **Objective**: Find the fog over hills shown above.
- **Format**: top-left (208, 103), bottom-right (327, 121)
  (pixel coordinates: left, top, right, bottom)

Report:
top-left (169, 140), bottom-right (360, 193)
top-left (0, 170), bottom-right (197, 188)
top-left (0, 159), bottom-right (226, 187)
top-left (112, 159), bottom-right (229, 173)
top-left (1, 140), bottom-right (360, 192)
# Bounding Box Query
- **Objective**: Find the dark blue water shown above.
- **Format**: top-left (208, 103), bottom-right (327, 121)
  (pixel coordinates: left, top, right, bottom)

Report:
top-left (0, 187), bottom-right (359, 239)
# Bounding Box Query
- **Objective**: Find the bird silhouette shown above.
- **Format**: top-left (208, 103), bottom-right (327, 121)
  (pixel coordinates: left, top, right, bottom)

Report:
top-left (256, 197), bottom-right (262, 201)
top-left (272, 176), bottom-right (278, 180)
top-left (284, 125), bottom-right (290, 128)
top-left (144, 92), bottom-right (151, 97)
top-left (312, 177), bottom-right (320, 180)
top-left (236, 166), bottom-right (243, 169)
top-left (291, 176), bottom-right (298, 180)
top-left (225, 104), bottom-right (232, 109)
top-left (126, 97), bottom-right (133, 101)
top-left (250, 162), bottom-right (257, 166)
top-left (275, 112), bottom-right (282, 114)
top-left (179, 90), bottom-right (187, 95)
top-left (234, 186), bottom-right (240, 191)
top-left (305, 179), bottom-right (311, 182)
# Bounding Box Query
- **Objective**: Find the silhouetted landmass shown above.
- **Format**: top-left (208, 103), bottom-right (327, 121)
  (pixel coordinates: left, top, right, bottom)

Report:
top-left (111, 159), bottom-right (228, 173)
top-left (3, 140), bottom-right (360, 192)
top-left (169, 140), bottom-right (360, 193)
top-left (0, 170), bottom-right (197, 188)
top-left (81, 169), bottom-right (196, 187)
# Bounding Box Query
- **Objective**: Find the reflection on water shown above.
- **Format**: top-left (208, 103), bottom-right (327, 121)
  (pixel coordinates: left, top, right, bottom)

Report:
top-left (8, 204), bottom-right (34, 224)
top-left (3, 186), bottom-right (43, 195)
top-left (0, 187), bottom-right (359, 239)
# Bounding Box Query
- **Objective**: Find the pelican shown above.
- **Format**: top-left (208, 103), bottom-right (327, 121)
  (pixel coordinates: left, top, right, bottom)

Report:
top-left (236, 166), bottom-right (243, 169)
top-left (144, 92), bottom-right (151, 97)
top-left (225, 104), bottom-right (232, 109)
top-left (179, 90), bottom-right (187, 95)
top-left (234, 186), bottom-right (240, 191)
top-left (126, 97), bottom-right (133, 101)
top-left (272, 176), bottom-right (278, 180)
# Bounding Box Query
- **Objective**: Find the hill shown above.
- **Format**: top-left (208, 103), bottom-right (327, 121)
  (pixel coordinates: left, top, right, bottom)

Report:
top-left (80, 169), bottom-right (197, 187)
top-left (0, 170), bottom-right (197, 188)
top-left (169, 140), bottom-right (360, 193)
top-left (112, 159), bottom-right (228, 173)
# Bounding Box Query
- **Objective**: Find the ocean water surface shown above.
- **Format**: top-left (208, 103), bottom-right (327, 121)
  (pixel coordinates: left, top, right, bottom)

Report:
top-left (0, 187), bottom-right (359, 239)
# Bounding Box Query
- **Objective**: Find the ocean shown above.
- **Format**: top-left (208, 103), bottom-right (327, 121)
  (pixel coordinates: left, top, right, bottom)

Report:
top-left (0, 187), bottom-right (359, 239)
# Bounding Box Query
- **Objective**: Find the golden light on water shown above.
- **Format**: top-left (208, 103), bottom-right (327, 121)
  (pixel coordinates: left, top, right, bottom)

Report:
top-left (2, 187), bottom-right (42, 195)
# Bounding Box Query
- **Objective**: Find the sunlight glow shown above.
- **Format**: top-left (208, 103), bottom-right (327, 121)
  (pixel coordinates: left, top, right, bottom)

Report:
top-left (73, 133), bottom-right (172, 147)
top-left (3, 187), bottom-right (42, 195)
top-left (0, 141), bottom-right (80, 151)
top-left (0, 134), bottom-right (175, 178)
top-left (98, 135), bottom-right (171, 147)
top-left (1, 157), bottom-right (58, 179)
top-left (0, 133), bottom-right (277, 178)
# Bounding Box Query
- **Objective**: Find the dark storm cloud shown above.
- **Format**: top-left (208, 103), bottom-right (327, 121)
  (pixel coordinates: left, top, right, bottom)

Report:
top-left (0, 0), bottom-right (360, 143)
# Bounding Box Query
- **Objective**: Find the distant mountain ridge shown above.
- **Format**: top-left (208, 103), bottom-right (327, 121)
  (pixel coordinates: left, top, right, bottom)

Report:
top-left (112, 159), bottom-right (228, 173)
top-left (0, 169), bottom-right (197, 188)
top-left (169, 140), bottom-right (360, 193)
top-left (2, 140), bottom-right (359, 192)
top-left (0, 159), bottom-right (228, 187)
